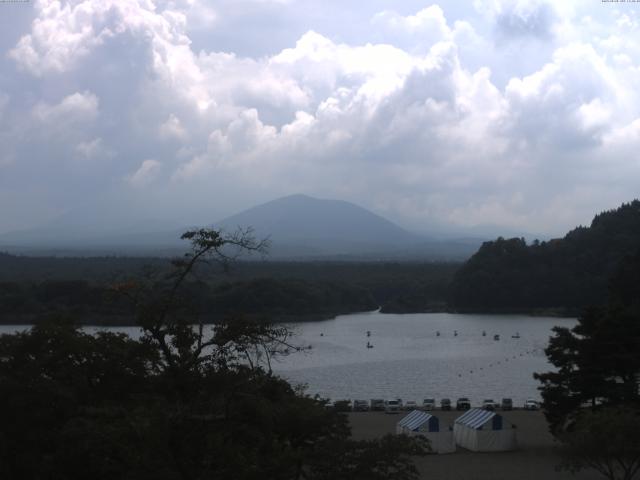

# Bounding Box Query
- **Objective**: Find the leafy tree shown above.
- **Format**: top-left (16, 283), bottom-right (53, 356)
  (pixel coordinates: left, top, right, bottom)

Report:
top-left (558, 407), bottom-right (640, 480)
top-left (534, 306), bottom-right (640, 431)
top-left (0, 228), bottom-right (428, 480)
top-left (451, 200), bottom-right (640, 313)
top-left (534, 249), bottom-right (640, 433)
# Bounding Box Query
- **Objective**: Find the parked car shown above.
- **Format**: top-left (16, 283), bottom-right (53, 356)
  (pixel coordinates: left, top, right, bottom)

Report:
top-left (524, 399), bottom-right (539, 410)
top-left (456, 397), bottom-right (471, 410)
top-left (441, 398), bottom-right (452, 410)
top-left (333, 400), bottom-right (352, 412)
top-left (404, 400), bottom-right (418, 410)
top-left (370, 399), bottom-right (386, 411)
top-left (422, 398), bottom-right (436, 410)
top-left (482, 399), bottom-right (498, 411)
top-left (501, 398), bottom-right (513, 410)
top-left (384, 399), bottom-right (401, 414)
top-left (353, 399), bottom-right (370, 412)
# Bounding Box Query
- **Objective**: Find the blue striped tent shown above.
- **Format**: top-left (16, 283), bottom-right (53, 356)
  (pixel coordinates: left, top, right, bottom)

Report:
top-left (397, 410), bottom-right (439, 432)
top-left (396, 410), bottom-right (455, 454)
top-left (455, 408), bottom-right (502, 430)
top-left (453, 408), bottom-right (517, 452)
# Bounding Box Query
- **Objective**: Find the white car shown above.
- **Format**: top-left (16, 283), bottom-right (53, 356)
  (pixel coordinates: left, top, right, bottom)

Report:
top-left (524, 399), bottom-right (539, 410)
top-left (404, 400), bottom-right (418, 410)
top-left (422, 398), bottom-right (436, 410)
top-left (384, 399), bottom-right (401, 414)
top-left (482, 399), bottom-right (498, 411)
top-left (384, 400), bottom-right (402, 413)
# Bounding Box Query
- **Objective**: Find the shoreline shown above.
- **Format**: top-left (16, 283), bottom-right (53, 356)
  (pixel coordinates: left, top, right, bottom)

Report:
top-left (0, 307), bottom-right (578, 327)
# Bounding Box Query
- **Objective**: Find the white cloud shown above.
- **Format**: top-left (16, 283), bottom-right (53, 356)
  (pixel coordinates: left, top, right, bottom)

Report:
top-left (126, 159), bottom-right (161, 187)
top-left (33, 91), bottom-right (99, 125)
top-left (159, 114), bottom-right (187, 140)
top-left (75, 137), bottom-right (113, 159)
top-left (2, 1), bottom-right (640, 235)
top-left (475, 0), bottom-right (558, 39)
top-left (372, 5), bottom-right (451, 37)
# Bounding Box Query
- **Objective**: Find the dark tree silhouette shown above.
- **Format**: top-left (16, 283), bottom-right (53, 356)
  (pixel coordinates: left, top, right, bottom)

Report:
top-left (0, 228), bottom-right (428, 480)
top-left (451, 200), bottom-right (640, 313)
top-left (534, 247), bottom-right (640, 432)
top-left (557, 407), bottom-right (640, 480)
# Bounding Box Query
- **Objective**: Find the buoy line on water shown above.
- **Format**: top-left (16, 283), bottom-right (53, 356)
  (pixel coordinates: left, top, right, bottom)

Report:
top-left (454, 347), bottom-right (545, 379)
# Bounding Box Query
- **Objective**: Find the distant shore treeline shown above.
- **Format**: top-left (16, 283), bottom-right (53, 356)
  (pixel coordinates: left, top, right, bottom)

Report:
top-left (0, 259), bottom-right (458, 325)
top-left (1, 200), bottom-right (639, 324)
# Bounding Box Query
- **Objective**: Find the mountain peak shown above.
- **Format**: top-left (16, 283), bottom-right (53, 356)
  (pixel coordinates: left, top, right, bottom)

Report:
top-left (217, 194), bottom-right (421, 256)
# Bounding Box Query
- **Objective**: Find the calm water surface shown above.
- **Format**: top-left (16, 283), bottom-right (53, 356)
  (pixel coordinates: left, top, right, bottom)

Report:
top-left (0, 311), bottom-right (574, 406)
top-left (275, 311), bottom-right (574, 405)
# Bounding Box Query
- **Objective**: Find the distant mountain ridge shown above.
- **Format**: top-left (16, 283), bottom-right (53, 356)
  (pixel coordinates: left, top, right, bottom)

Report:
top-left (450, 200), bottom-right (640, 313)
top-left (215, 194), bottom-right (423, 257)
top-left (0, 194), bottom-right (481, 260)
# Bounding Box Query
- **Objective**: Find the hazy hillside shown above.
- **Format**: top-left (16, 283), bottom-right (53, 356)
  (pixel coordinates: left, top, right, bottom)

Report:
top-left (450, 200), bottom-right (640, 314)
top-left (216, 194), bottom-right (421, 255)
top-left (0, 194), bottom-right (481, 260)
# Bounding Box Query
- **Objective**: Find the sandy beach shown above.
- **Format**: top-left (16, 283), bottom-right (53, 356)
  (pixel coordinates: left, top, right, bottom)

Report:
top-left (348, 410), bottom-right (602, 480)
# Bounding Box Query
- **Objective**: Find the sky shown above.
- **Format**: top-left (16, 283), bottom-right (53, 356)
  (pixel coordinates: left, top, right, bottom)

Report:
top-left (0, 0), bottom-right (639, 237)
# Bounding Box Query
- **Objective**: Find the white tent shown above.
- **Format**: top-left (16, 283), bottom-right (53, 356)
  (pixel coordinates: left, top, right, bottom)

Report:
top-left (453, 408), bottom-right (517, 452)
top-left (396, 410), bottom-right (456, 454)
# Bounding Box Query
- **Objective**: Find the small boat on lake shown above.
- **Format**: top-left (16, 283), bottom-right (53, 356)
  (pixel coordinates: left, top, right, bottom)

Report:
top-left (511, 332), bottom-right (521, 339)
top-left (493, 334), bottom-right (500, 341)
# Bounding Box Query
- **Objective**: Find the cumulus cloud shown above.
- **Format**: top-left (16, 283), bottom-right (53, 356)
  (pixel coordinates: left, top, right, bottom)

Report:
top-left (159, 114), bottom-right (187, 140)
top-left (126, 159), bottom-right (161, 187)
top-left (33, 91), bottom-right (99, 125)
top-left (75, 137), bottom-right (113, 159)
top-left (475, 0), bottom-right (558, 40)
top-left (1, 0), bottom-right (640, 236)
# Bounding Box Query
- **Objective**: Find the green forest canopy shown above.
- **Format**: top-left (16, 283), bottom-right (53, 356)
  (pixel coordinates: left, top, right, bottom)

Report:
top-left (450, 200), bottom-right (640, 314)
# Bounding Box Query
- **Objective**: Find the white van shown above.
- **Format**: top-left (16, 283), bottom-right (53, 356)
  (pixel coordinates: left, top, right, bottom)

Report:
top-left (384, 399), bottom-right (401, 413)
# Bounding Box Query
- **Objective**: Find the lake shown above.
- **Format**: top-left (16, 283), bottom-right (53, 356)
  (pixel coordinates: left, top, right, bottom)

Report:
top-left (0, 311), bottom-right (574, 407)
top-left (275, 311), bottom-right (574, 406)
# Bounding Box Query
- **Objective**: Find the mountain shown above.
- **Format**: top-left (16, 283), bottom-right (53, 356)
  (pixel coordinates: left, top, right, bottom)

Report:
top-left (0, 194), bottom-right (481, 259)
top-left (450, 200), bottom-right (640, 314)
top-left (215, 194), bottom-right (423, 257)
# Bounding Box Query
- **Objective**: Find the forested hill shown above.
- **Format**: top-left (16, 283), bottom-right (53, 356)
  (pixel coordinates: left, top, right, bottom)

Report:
top-left (450, 200), bottom-right (640, 314)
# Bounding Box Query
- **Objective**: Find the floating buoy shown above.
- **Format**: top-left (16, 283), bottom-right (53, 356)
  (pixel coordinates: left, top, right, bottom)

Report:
top-left (454, 330), bottom-right (458, 337)
top-left (436, 331), bottom-right (440, 337)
